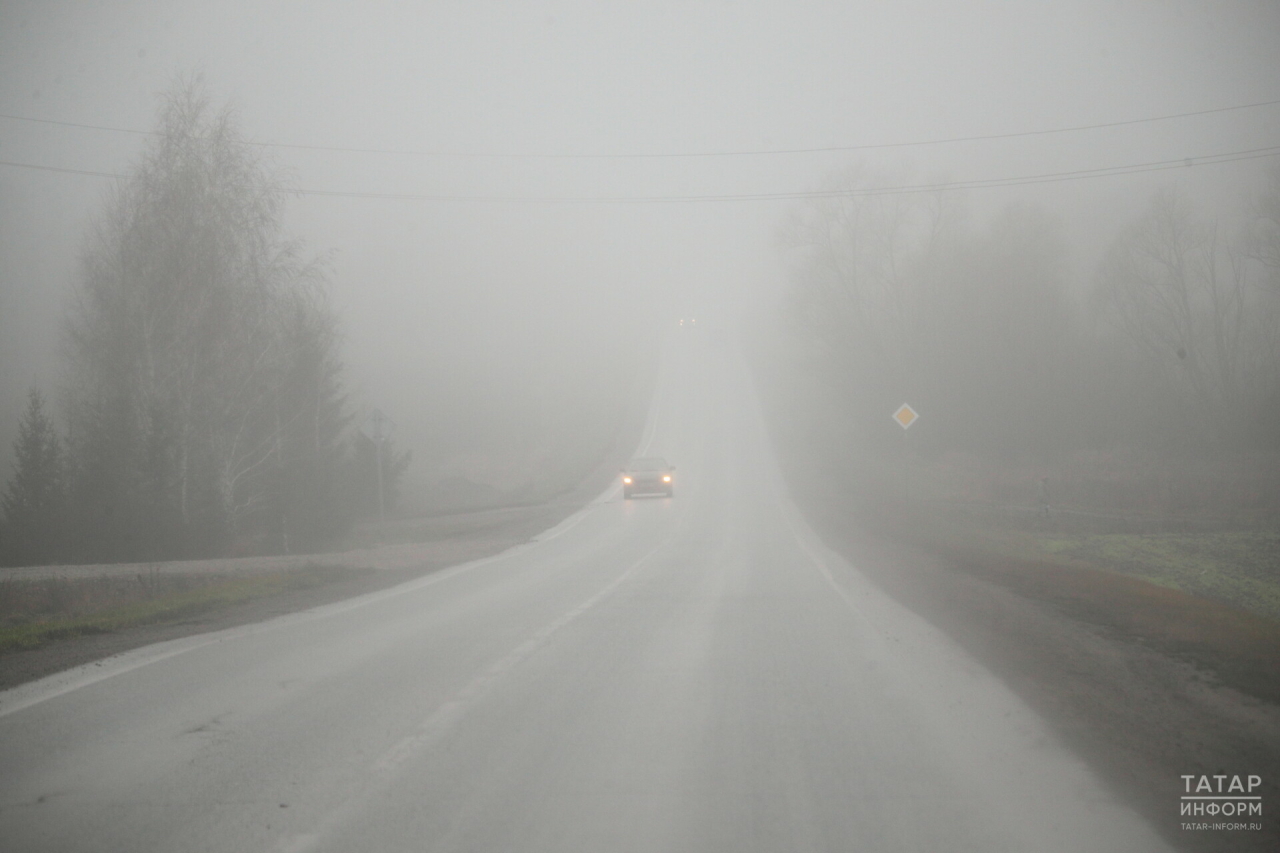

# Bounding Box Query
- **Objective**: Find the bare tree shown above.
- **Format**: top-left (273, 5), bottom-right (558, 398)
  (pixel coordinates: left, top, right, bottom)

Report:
top-left (1096, 187), bottom-right (1279, 447)
top-left (779, 164), bottom-right (1082, 460)
top-left (1243, 163), bottom-right (1280, 282)
top-left (63, 76), bottom-right (351, 560)
top-left (924, 203), bottom-right (1074, 458)
top-left (778, 166), bottom-right (960, 407)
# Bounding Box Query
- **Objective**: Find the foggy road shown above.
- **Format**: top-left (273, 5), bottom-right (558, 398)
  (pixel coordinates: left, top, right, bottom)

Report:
top-left (0, 335), bottom-right (1168, 853)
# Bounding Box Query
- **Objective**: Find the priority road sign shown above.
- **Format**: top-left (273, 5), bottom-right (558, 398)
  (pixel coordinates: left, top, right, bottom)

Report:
top-left (893, 403), bottom-right (918, 430)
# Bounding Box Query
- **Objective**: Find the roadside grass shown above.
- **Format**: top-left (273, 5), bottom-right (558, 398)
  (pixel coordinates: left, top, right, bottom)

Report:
top-left (877, 502), bottom-right (1280, 703)
top-left (1034, 530), bottom-right (1280, 620)
top-left (0, 565), bottom-right (366, 654)
top-left (895, 503), bottom-right (1280, 619)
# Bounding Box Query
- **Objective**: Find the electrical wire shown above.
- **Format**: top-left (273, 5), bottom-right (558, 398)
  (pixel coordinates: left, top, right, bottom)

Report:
top-left (0, 99), bottom-right (1277, 160)
top-left (0, 160), bottom-right (119, 179)
top-left (3, 146), bottom-right (1277, 203)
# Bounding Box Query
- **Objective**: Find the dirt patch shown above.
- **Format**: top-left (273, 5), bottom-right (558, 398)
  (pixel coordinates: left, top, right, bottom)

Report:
top-left (791, 482), bottom-right (1280, 853)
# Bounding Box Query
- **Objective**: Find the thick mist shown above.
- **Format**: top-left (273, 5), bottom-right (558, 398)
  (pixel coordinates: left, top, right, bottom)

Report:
top-left (4, 8), bottom-right (1280, 852)
top-left (2, 1), bottom-right (1279, 541)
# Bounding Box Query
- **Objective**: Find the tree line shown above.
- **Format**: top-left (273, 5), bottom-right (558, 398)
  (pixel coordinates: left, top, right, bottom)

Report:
top-left (764, 162), bottom-right (1280, 497)
top-left (0, 80), bottom-right (408, 567)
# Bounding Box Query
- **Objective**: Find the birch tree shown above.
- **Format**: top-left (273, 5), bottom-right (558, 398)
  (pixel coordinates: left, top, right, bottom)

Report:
top-left (64, 77), bottom-right (350, 560)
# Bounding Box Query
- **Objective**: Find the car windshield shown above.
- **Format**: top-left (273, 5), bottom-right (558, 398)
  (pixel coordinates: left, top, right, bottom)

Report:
top-left (628, 458), bottom-right (668, 471)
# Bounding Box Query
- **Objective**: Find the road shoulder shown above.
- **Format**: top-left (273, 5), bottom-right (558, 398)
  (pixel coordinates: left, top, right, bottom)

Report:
top-left (791, 482), bottom-right (1280, 853)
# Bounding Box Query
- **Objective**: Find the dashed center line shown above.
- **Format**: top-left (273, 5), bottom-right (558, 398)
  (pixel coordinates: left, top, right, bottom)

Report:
top-left (273, 537), bottom-right (667, 853)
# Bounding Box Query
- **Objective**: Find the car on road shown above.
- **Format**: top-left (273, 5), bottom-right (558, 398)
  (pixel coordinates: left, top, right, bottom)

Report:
top-left (622, 457), bottom-right (675, 499)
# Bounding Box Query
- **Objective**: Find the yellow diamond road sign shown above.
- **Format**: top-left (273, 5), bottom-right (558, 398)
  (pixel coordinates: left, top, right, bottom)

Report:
top-left (893, 403), bottom-right (918, 430)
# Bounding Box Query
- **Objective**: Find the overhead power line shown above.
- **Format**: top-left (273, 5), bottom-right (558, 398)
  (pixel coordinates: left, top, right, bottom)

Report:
top-left (3, 146), bottom-right (1278, 203)
top-left (0, 99), bottom-right (1278, 160)
top-left (0, 160), bottom-right (120, 179)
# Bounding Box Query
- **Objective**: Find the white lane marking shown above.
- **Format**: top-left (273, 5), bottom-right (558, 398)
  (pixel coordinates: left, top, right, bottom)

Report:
top-left (532, 482), bottom-right (613, 543)
top-left (777, 498), bottom-right (1174, 850)
top-left (535, 363), bottom-right (670, 544)
top-left (0, 356), bottom-right (672, 714)
top-left (778, 499), bottom-right (875, 624)
top-left (0, 545), bottom-right (525, 719)
top-left (0, 359), bottom-right (674, 718)
top-left (0, 377), bottom-right (674, 719)
top-left (537, 367), bottom-right (668, 543)
top-left (273, 539), bottom-right (667, 853)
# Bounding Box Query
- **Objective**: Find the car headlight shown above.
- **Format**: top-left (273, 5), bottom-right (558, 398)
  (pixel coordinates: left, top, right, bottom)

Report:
top-left (662, 475), bottom-right (671, 482)
top-left (623, 476), bottom-right (632, 484)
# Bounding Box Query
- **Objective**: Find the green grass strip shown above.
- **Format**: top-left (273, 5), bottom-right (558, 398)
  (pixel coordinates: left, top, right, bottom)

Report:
top-left (0, 566), bottom-right (359, 654)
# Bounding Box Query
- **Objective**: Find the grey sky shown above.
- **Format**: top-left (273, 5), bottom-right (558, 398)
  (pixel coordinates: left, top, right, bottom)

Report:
top-left (2, 0), bottom-right (1279, 474)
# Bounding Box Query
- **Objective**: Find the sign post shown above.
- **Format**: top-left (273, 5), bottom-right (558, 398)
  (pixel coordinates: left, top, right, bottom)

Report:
top-left (360, 409), bottom-right (396, 525)
top-left (892, 404), bottom-right (918, 501)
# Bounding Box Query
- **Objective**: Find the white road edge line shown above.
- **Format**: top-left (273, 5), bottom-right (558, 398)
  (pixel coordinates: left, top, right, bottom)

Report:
top-left (778, 498), bottom-right (876, 625)
top-left (0, 547), bottom-right (523, 719)
top-left (272, 537), bottom-right (668, 853)
top-left (0, 360), bottom-right (672, 719)
top-left (535, 367), bottom-right (665, 543)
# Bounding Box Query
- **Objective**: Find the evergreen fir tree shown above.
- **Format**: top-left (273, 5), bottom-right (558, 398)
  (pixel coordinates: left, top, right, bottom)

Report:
top-left (1, 388), bottom-right (66, 566)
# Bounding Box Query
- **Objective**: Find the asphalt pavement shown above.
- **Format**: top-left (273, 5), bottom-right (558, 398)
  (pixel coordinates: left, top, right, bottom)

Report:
top-left (0, 333), bottom-right (1169, 852)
